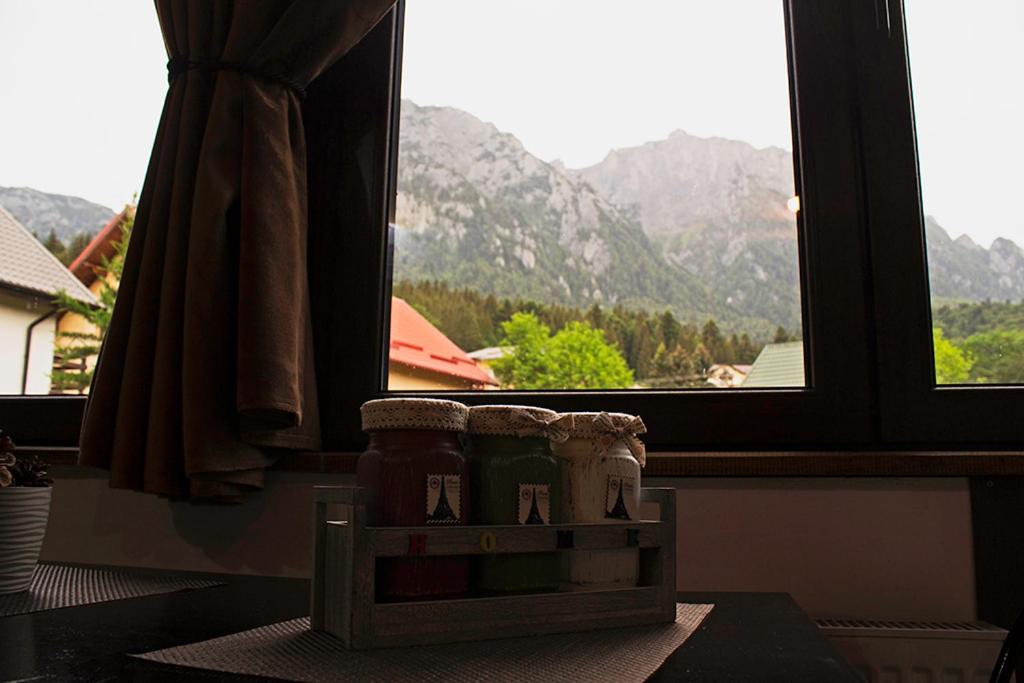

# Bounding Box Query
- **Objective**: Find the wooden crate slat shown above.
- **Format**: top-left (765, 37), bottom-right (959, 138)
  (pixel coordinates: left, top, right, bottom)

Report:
top-left (367, 521), bottom-right (667, 557)
top-left (374, 586), bottom-right (663, 628)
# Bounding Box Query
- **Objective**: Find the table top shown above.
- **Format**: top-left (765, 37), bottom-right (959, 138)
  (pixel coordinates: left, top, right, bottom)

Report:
top-left (0, 564), bottom-right (862, 682)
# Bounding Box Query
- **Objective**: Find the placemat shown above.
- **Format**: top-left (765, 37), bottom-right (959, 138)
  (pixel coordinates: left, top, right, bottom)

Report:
top-left (133, 602), bottom-right (713, 682)
top-left (0, 563), bottom-right (223, 617)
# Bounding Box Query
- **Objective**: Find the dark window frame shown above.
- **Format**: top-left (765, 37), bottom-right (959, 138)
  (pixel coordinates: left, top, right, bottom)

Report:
top-left (851, 0), bottom-right (1024, 446)
top-left (373, 0), bottom-right (877, 453)
top-left (4, 1), bottom-right (1022, 462)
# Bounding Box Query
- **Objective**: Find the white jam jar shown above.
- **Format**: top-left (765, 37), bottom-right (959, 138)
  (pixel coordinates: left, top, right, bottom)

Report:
top-left (551, 411), bottom-right (646, 590)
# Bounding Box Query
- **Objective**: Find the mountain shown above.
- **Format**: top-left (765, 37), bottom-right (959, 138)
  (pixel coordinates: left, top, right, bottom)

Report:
top-left (576, 133), bottom-right (801, 328)
top-left (924, 217), bottom-right (1024, 302)
top-left (394, 101), bottom-right (713, 322)
top-left (0, 186), bottom-right (114, 242)
top-left (576, 132), bottom-right (1024, 318)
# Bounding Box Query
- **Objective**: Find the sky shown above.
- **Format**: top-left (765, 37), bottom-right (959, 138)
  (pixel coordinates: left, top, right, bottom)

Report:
top-left (0, 0), bottom-right (1020, 248)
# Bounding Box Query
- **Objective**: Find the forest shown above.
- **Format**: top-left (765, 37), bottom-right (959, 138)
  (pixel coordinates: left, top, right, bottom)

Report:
top-left (397, 281), bottom-right (1024, 388)
top-left (932, 300), bottom-right (1024, 384)
top-left (393, 280), bottom-right (795, 388)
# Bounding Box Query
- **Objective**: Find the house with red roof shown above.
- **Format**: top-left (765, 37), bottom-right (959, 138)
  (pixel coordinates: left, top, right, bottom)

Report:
top-left (67, 206), bottom-right (134, 289)
top-left (388, 297), bottom-right (498, 390)
top-left (52, 206), bottom-right (134, 393)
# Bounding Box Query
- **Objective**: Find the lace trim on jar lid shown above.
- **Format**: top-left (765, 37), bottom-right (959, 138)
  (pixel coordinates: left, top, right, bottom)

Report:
top-left (360, 398), bottom-right (469, 433)
top-left (466, 405), bottom-right (573, 441)
top-left (559, 412), bottom-right (647, 466)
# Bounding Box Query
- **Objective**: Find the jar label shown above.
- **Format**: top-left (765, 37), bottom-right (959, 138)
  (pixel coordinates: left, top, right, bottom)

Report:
top-left (425, 474), bottom-right (461, 524)
top-left (517, 484), bottom-right (551, 525)
top-left (605, 475), bottom-right (636, 521)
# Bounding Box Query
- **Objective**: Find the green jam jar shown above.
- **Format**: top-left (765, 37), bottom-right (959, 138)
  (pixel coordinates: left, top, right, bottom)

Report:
top-left (465, 405), bottom-right (568, 594)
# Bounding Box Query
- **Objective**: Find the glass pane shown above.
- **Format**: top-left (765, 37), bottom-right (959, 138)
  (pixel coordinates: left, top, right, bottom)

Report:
top-left (388, 0), bottom-right (805, 391)
top-left (0, 2), bottom-right (162, 395)
top-left (906, 0), bottom-right (1024, 385)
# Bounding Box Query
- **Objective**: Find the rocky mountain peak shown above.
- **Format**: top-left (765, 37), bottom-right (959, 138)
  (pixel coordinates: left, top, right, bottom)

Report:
top-left (954, 233), bottom-right (981, 250)
top-left (0, 186), bottom-right (113, 242)
top-left (576, 130), bottom-right (795, 238)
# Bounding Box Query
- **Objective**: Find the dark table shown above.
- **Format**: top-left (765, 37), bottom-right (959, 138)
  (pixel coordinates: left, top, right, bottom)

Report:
top-left (0, 566), bottom-right (862, 682)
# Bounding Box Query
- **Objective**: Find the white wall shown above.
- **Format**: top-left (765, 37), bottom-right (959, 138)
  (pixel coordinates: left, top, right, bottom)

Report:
top-left (0, 289), bottom-right (55, 395)
top-left (41, 468), bottom-right (976, 622)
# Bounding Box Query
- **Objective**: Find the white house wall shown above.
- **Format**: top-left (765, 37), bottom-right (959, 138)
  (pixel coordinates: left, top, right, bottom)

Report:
top-left (0, 289), bottom-right (56, 395)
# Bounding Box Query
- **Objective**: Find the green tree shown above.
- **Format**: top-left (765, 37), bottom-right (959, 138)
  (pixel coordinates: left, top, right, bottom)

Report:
top-left (546, 321), bottom-right (634, 389)
top-left (489, 312), bottom-right (551, 388)
top-left (735, 333), bottom-right (758, 364)
top-left (490, 313), bottom-right (632, 389)
top-left (659, 310), bottom-right (682, 351)
top-left (653, 342), bottom-right (695, 377)
top-left (932, 327), bottom-right (972, 384)
top-left (701, 320), bottom-right (726, 364)
top-left (962, 329), bottom-right (1024, 384)
top-left (42, 230), bottom-right (66, 263)
top-left (51, 213), bottom-right (133, 393)
top-left (63, 232), bottom-right (94, 266)
top-left (409, 301), bottom-right (441, 328)
top-left (691, 342), bottom-right (714, 376)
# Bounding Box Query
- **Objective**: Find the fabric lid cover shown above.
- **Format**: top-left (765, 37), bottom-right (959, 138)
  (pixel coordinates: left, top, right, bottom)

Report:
top-left (360, 398), bottom-right (469, 433)
top-left (559, 412), bottom-right (647, 466)
top-left (466, 405), bottom-right (571, 441)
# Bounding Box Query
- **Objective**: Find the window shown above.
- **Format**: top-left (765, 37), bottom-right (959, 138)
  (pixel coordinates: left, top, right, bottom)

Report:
top-left (371, 0), bottom-right (875, 451)
top-left (852, 0), bottom-right (1024, 443)
top-left (5, 1), bottom-right (1022, 455)
top-left (0, 2), bottom-right (161, 403)
top-left (386, 0), bottom-right (805, 393)
top-left (0, 2), bottom-right (162, 444)
top-left (904, 0), bottom-right (1024, 386)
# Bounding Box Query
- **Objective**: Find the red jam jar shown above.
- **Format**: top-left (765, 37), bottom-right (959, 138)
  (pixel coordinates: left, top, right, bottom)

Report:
top-left (357, 398), bottom-right (470, 601)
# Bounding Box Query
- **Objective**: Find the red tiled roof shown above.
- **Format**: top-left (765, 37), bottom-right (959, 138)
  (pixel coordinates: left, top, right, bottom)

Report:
top-left (69, 207), bottom-right (133, 287)
top-left (390, 297), bottom-right (498, 386)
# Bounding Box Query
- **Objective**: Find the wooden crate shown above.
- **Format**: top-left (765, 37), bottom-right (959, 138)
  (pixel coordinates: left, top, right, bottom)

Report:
top-left (310, 486), bottom-right (677, 649)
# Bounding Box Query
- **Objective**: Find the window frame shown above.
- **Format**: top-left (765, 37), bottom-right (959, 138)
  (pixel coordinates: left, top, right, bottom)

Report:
top-left (5, 1), bottom-right (1023, 460)
top-left (374, 0), bottom-right (877, 452)
top-left (852, 0), bottom-right (1024, 446)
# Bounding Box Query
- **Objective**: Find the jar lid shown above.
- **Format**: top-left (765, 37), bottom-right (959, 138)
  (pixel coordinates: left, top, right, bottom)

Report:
top-left (559, 412), bottom-right (647, 466)
top-left (467, 405), bottom-right (571, 440)
top-left (360, 398), bottom-right (469, 433)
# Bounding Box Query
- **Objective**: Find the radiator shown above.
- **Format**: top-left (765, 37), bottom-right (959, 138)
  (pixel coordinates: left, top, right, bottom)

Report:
top-left (817, 618), bottom-right (1008, 683)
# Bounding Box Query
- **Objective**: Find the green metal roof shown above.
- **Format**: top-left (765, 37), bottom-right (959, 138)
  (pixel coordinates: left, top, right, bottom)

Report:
top-left (741, 341), bottom-right (805, 388)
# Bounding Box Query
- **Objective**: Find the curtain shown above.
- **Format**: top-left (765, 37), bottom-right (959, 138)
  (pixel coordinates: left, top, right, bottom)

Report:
top-left (78, 0), bottom-right (395, 501)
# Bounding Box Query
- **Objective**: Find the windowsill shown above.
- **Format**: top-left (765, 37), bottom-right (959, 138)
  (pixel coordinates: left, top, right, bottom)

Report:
top-left (24, 447), bottom-right (1024, 477)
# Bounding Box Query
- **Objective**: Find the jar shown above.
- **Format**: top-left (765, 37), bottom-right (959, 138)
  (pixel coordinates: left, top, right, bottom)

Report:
top-left (552, 411), bottom-right (647, 590)
top-left (357, 398), bottom-right (470, 600)
top-left (465, 405), bottom-right (568, 593)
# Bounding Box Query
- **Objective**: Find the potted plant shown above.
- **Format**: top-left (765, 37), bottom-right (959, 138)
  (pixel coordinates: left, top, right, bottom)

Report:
top-left (0, 432), bottom-right (53, 595)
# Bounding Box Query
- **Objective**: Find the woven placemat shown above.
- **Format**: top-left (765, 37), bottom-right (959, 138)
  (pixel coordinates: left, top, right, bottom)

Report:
top-left (133, 602), bottom-right (713, 682)
top-left (0, 563), bottom-right (223, 617)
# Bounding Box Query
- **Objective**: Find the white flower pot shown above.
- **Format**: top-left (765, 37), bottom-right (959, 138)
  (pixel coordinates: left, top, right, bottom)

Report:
top-left (0, 487), bottom-right (52, 595)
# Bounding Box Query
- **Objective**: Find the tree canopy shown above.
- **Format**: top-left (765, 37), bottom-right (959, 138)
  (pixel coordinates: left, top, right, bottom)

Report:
top-left (490, 313), bottom-right (634, 389)
top-left (932, 328), bottom-right (973, 384)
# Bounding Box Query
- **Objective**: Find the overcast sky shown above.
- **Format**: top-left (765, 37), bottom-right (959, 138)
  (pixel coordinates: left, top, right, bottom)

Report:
top-left (0, 0), bottom-right (1020, 248)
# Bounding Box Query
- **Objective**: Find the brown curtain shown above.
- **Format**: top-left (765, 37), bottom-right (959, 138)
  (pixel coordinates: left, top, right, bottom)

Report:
top-left (78, 0), bottom-right (395, 501)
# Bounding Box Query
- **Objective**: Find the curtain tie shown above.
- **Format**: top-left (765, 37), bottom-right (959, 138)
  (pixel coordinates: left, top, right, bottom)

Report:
top-left (167, 58), bottom-right (306, 100)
